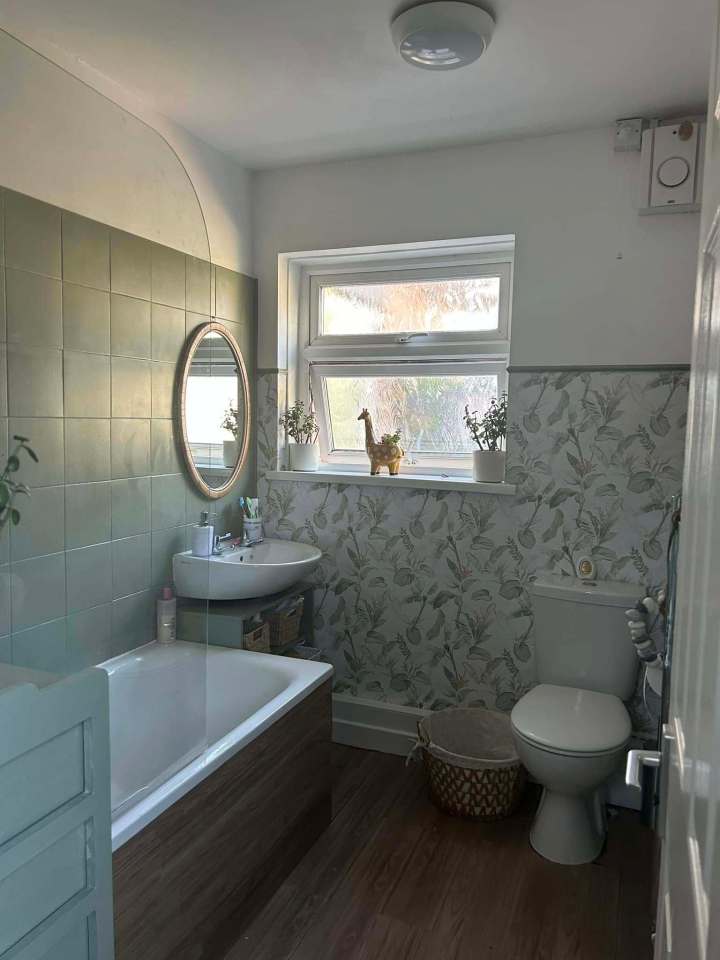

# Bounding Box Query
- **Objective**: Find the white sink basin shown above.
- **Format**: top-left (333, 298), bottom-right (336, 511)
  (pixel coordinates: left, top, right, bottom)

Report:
top-left (172, 538), bottom-right (322, 600)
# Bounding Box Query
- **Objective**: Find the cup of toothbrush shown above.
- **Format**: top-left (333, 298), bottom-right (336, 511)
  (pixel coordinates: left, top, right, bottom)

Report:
top-left (239, 497), bottom-right (263, 543)
top-left (244, 518), bottom-right (263, 543)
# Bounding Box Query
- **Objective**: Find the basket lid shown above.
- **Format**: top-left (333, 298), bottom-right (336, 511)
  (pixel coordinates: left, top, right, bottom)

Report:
top-left (419, 707), bottom-right (518, 766)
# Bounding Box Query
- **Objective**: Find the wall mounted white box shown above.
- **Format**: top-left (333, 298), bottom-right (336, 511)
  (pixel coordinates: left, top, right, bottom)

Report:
top-left (639, 119), bottom-right (705, 214)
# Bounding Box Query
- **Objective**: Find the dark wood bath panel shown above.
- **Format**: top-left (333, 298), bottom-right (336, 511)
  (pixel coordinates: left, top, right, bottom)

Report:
top-left (112, 679), bottom-right (332, 960)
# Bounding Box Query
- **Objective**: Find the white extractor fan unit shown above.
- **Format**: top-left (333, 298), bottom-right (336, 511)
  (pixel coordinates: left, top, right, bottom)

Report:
top-left (639, 118), bottom-right (705, 214)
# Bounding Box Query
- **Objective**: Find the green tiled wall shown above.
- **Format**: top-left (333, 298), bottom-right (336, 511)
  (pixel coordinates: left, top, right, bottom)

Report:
top-left (0, 187), bottom-right (257, 673)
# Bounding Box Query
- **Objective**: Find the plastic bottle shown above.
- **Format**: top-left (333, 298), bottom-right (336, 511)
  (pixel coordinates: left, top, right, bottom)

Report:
top-left (157, 586), bottom-right (177, 643)
top-left (191, 510), bottom-right (214, 557)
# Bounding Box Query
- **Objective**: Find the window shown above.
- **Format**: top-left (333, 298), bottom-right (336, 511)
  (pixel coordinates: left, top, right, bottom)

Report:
top-left (294, 238), bottom-right (513, 476)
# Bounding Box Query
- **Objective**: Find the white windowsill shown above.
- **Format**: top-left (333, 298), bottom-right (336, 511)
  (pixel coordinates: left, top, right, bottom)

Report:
top-left (265, 469), bottom-right (517, 496)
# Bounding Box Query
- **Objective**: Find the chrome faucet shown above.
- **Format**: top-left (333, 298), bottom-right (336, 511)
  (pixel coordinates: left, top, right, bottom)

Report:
top-left (213, 532), bottom-right (234, 555)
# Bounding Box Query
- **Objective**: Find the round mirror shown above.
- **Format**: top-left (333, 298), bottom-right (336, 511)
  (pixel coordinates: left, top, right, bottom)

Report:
top-left (179, 322), bottom-right (251, 498)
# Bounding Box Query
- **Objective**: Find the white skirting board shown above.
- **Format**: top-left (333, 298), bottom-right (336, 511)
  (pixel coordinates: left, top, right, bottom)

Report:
top-left (332, 694), bottom-right (429, 759)
top-left (331, 693), bottom-right (641, 811)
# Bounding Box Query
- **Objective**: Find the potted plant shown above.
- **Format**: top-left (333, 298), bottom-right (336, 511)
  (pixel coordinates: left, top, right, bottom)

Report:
top-left (279, 401), bottom-right (320, 471)
top-left (221, 405), bottom-right (240, 467)
top-left (463, 394), bottom-right (508, 482)
top-left (0, 435), bottom-right (38, 529)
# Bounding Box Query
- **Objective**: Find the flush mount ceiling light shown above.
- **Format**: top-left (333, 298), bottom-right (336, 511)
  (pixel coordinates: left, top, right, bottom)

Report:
top-left (391, 1), bottom-right (495, 71)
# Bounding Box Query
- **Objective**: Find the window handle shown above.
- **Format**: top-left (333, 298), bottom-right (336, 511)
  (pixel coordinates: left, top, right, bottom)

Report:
top-left (396, 332), bottom-right (429, 344)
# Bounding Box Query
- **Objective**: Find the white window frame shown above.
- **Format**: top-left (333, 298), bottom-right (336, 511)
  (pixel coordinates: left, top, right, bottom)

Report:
top-left (283, 235), bottom-right (514, 478)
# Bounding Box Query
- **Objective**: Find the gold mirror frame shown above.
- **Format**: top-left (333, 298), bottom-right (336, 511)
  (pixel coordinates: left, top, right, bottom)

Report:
top-left (178, 321), bottom-right (251, 500)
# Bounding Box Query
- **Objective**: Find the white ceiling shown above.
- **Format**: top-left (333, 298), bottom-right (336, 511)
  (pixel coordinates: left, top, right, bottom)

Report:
top-left (0, 0), bottom-right (714, 169)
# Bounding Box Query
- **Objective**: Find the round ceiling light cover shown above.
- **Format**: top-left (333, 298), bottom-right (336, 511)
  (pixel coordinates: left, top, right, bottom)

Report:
top-left (391, 1), bottom-right (495, 71)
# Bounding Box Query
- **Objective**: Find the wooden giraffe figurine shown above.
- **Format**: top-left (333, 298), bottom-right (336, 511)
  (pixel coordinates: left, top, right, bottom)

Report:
top-left (357, 409), bottom-right (404, 476)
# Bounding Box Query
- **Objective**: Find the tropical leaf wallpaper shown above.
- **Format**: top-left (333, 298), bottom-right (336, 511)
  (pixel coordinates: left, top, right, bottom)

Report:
top-left (257, 368), bottom-right (688, 739)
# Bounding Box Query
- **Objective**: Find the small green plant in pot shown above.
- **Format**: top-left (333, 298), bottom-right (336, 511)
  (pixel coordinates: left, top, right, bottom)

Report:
top-left (0, 435), bottom-right (38, 530)
top-left (221, 404), bottom-right (241, 467)
top-left (279, 401), bottom-right (320, 472)
top-left (463, 393), bottom-right (508, 482)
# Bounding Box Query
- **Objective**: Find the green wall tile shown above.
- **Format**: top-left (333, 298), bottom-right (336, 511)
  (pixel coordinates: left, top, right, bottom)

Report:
top-left (4, 191), bottom-right (61, 279)
top-left (151, 303), bottom-right (185, 362)
top-left (64, 351), bottom-right (110, 418)
top-left (111, 294), bottom-right (151, 359)
top-left (65, 419), bottom-right (111, 483)
top-left (150, 362), bottom-right (175, 418)
top-left (10, 485), bottom-right (65, 561)
top-left (7, 345), bottom-right (63, 417)
top-left (150, 474), bottom-right (186, 531)
top-left (63, 284), bottom-right (110, 355)
top-left (152, 244), bottom-right (185, 309)
top-left (111, 477), bottom-right (150, 539)
top-left (66, 604), bottom-right (113, 670)
top-left (111, 357), bottom-right (151, 418)
top-left (110, 230), bottom-right (151, 299)
top-left (12, 617), bottom-right (68, 673)
top-left (66, 542), bottom-right (112, 614)
top-left (10, 552), bottom-right (66, 631)
top-left (6, 269), bottom-right (62, 348)
top-left (65, 482), bottom-right (111, 549)
top-left (112, 534), bottom-right (150, 599)
top-left (151, 418), bottom-right (180, 475)
top-left (110, 419), bottom-right (150, 479)
top-left (186, 256), bottom-right (211, 315)
top-left (61, 212), bottom-right (110, 290)
top-left (9, 418), bottom-right (64, 487)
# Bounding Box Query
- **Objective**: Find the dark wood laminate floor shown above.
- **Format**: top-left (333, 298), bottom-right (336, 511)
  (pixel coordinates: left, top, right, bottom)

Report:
top-left (223, 745), bottom-right (655, 960)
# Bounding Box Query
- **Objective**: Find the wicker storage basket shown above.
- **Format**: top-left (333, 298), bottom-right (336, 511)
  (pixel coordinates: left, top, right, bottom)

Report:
top-left (267, 599), bottom-right (304, 649)
top-left (417, 707), bottom-right (525, 821)
top-left (243, 621), bottom-right (270, 653)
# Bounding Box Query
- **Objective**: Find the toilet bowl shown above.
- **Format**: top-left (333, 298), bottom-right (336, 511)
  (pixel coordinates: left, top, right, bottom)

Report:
top-left (511, 682), bottom-right (631, 864)
top-left (514, 576), bottom-right (639, 865)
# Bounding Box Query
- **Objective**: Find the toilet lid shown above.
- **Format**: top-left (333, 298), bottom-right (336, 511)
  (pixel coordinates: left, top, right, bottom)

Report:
top-left (511, 684), bottom-right (631, 754)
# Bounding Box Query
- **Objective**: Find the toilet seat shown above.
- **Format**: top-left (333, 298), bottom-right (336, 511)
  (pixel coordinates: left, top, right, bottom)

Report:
top-left (511, 683), bottom-right (631, 756)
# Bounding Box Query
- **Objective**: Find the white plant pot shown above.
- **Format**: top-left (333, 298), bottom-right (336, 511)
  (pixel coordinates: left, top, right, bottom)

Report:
top-left (289, 443), bottom-right (320, 472)
top-left (472, 449), bottom-right (506, 483)
top-left (223, 440), bottom-right (238, 468)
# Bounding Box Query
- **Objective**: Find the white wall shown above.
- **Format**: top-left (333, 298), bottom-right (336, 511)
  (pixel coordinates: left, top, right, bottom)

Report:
top-left (253, 127), bottom-right (700, 367)
top-left (0, 28), bottom-right (252, 274)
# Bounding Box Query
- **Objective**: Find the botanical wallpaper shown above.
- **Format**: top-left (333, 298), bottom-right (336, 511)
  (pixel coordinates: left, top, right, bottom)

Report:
top-left (257, 368), bottom-right (688, 738)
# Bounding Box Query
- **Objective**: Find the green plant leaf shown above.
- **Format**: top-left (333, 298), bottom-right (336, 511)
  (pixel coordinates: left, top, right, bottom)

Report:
top-left (650, 413), bottom-right (670, 437)
top-left (514, 641), bottom-right (532, 662)
top-left (432, 590), bottom-right (455, 608)
top-left (499, 580), bottom-right (523, 600)
top-left (518, 528), bottom-right (536, 549)
top-left (628, 471), bottom-right (656, 493)
top-left (393, 568), bottom-right (414, 587)
top-left (495, 692), bottom-right (517, 711)
top-left (549, 488), bottom-right (575, 508)
top-left (523, 412), bottom-right (541, 433)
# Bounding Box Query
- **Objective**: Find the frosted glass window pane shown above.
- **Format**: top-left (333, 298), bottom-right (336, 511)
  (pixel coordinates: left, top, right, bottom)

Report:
top-left (320, 277), bottom-right (500, 336)
top-left (325, 374), bottom-right (498, 454)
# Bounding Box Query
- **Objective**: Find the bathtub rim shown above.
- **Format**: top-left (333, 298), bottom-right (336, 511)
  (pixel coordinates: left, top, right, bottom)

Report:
top-left (104, 642), bottom-right (333, 851)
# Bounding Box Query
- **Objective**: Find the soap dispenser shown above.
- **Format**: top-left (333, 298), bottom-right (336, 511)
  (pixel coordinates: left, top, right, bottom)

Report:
top-left (191, 511), bottom-right (215, 558)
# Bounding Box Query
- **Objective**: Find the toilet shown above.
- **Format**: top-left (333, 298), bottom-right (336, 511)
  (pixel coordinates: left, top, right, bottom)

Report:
top-left (511, 576), bottom-right (640, 865)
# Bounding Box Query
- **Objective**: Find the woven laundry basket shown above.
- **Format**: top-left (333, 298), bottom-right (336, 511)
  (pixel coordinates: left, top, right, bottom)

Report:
top-left (416, 707), bottom-right (525, 820)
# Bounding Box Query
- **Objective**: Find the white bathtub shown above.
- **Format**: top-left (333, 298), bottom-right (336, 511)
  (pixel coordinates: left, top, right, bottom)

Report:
top-left (101, 641), bottom-right (333, 851)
